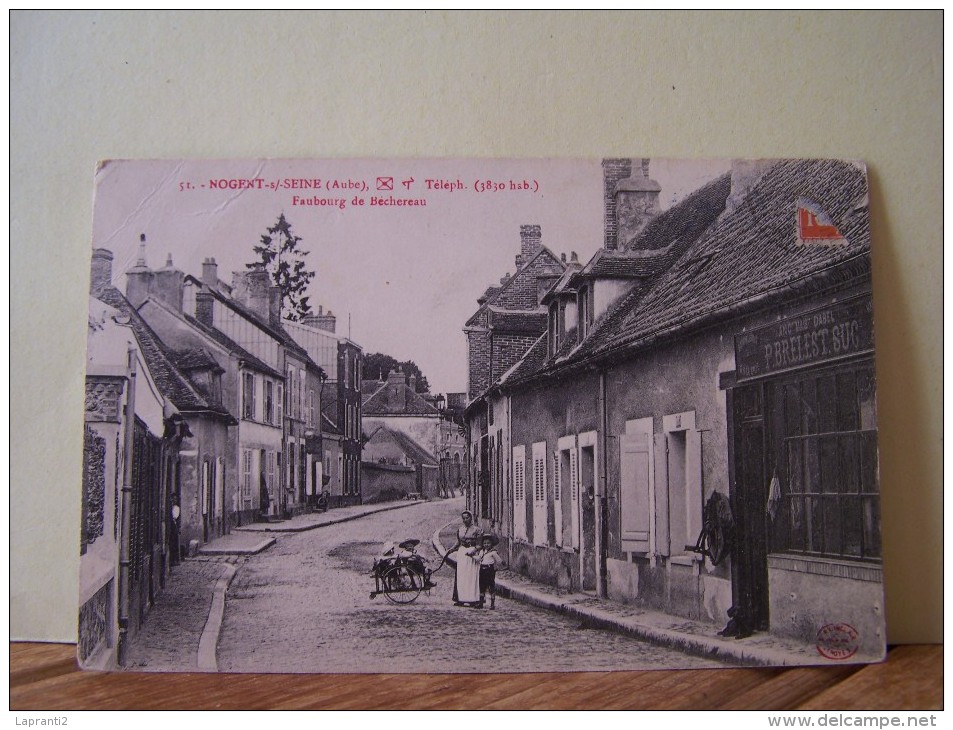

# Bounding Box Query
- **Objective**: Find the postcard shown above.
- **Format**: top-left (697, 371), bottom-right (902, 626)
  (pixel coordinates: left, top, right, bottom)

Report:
top-left (79, 157), bottom-right (884, 673)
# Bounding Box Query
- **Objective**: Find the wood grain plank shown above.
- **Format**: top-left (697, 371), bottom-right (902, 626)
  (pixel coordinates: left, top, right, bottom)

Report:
top-left (797, 646), bottom-right (942, 711)
top-left (9, 642), bottom-right (943, 711)
top-left (717, 663), bottom-right (863, 710)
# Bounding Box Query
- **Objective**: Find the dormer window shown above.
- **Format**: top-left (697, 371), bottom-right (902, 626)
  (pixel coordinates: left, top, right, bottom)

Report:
top-left (548, 302), bottom-right (560, 357)
top-left (578, 285), bottom-right (594, 338)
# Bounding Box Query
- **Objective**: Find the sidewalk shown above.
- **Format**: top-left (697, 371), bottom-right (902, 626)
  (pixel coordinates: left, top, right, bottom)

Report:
top-left (233, 498), bottom-right (429, 534)
top-left (494, 570), bottom-right (879, 668)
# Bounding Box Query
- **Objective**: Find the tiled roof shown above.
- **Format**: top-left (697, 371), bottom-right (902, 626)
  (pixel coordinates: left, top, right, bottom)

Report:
top-left (498, 334), bottom-right (549, 386)
top-left (577, 159), bottom-right (869, 361)
top-left (180, 313), bottom-right (283, 378)
top-left (368, 426), bottom-right (438, 466)
top-left (511, 160), bottom-right (869, 384)
top-left (321, 386), bottom-right (342, 435)
top-left (388, 428), bottom-right (438, 466)
top-left (487, 307), bottom-right (548, 334)
top-left (172, 348), bottom-right (222, 372)
top-left (362, 379), bottom-right (385, 396)
top-left (478, 286), bottom-right (502, 304)
top-left (202, 284), bottom-right (321, 372)
top-left (363, 382), bottom-right (440, 416)
top-left (578, 248), bottom-right (674, 279)
top-left (94, 287), bottom-right (234, 420)
top-left (464, 246), bottom-right (565, 327)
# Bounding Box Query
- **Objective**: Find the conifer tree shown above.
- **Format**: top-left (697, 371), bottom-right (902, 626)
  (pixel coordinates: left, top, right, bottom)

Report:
top-left (249, 213), bottom-right (315, 321)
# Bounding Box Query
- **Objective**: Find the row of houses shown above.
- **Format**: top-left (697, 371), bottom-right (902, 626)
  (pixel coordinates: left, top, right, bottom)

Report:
top-left (464, 159), bottom-right (885, 657)
top-left (80, 241), bottom-right (364, 668)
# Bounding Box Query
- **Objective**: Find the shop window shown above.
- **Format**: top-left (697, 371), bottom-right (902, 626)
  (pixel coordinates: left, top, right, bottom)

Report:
top-left (774, 365), bottom-right (880, 561)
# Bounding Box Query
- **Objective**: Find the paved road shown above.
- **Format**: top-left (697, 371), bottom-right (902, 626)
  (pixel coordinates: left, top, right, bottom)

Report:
top-left (217, 497), bottom-right (726, 673)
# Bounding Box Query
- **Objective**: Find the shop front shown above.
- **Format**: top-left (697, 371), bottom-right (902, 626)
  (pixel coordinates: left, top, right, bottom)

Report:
top-left (728, 291), bottom-right (884, 656)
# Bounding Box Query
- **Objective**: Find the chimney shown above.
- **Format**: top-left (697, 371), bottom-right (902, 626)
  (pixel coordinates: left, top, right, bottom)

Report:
top-left (500, 273), bottom-right (510, 286)
top-left (90, 248), bottom-right (113, 294)
top-left (570, 251), bottom-right (579, 263)
top-left (602, 158), bottom-right (632, 250)
top-left (268, 285), bottom-right (282, 326)
top-left (125, 233), bottom-right (154, 307)
top-left (152, 253), bottom-right (184, 312)
top-left (231, 264), bottom-right (272, 321)
top-left (202, 257), bottom-right (219, 288)
top-left (302, 304), bottom-right (337, 333)
top-left (519, 224), bottom-right (542, 260)
top-left (725, 159), bottom-right (776, 215)
top-left (408, 374), bottom-right (417, 392)
top-left (614, 158), bottom-right (662, 250)
top-left (195, 290), bottom-right (214, 327)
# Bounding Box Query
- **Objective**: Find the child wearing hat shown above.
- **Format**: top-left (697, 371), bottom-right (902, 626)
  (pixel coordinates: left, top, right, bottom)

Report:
top-left (474, 534), bottom-right (505, 609)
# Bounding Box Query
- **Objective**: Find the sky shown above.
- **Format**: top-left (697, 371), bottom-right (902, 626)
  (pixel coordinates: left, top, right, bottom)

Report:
top-left (92, 157), bottom-right (730, 393)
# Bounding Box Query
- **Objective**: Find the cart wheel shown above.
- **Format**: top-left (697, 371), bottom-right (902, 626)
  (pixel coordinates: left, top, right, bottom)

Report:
top-left (382, 564), bottom-right (423, 604)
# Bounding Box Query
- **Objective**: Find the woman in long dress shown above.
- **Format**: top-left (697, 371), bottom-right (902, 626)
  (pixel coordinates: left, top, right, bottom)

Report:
top-left (454, 537), bottom-right (482, 606)
top-left (452, 511), bottom-right (482, 606)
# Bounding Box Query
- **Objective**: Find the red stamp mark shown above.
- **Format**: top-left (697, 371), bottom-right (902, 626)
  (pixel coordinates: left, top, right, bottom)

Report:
top-left (816, 623), bottom-right (860, 660)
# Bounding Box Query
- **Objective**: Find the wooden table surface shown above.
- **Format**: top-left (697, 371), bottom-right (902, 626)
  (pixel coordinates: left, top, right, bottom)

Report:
top-left (10, 643), bottom-right (942, 711)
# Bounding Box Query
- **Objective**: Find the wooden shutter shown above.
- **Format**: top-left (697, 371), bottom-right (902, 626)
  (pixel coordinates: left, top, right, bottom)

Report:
top-left (654, 433), bottom-right (670, 556)
top-left (620, 433), bottom-right (651, 552)
top-left (512, 445), bottom-right (526, 541)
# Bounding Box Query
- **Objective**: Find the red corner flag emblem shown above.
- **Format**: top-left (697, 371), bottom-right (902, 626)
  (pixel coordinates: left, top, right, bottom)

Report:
top-left (797, 197), bottom-right (846, 244)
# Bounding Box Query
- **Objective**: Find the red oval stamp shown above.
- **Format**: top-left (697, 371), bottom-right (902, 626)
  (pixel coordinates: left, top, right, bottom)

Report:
top-left (816, 623), bottom-right (860, 660)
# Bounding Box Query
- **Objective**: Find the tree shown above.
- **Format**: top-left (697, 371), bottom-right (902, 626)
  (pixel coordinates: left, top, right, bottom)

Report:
top-left (363, 353), bottom-right (430, 393)
top-left (249, 213), bottom-right (315, 321)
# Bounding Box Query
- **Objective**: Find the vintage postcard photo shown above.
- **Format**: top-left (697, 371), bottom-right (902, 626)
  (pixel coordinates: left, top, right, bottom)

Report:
top-left (79, 157), bottom-right (883, 673)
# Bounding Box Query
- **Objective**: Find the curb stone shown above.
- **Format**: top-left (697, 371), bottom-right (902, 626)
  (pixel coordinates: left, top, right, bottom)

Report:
top-left (197, 562), bottom-right (238, 672)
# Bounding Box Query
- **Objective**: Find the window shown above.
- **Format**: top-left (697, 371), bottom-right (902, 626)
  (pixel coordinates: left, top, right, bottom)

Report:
top-left (549, 303), bottom-right (560, 357)
top-left (242, 372), bottom-right (256, 420)
top-left (277, 383), bottom-right (284, 423)
top-left (299, 368), bottom-right (306, 419)
top-left (309, 389), bottom-right (315, 427)
top-left (264, 380), bottom-right (274, 424)
top-left (512, 445), bottom-right (526, 541)
top-left (241, 449), bottom-right (253, 501)
top-left (662, 411), bottom-right (701, 557)
top-left (578, 286), bottom-right (593, 338)
top-left (773, 366), bottom-right (880, 561)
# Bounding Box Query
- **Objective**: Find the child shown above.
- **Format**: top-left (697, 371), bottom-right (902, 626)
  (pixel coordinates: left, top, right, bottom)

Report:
top-left (475, 534), bottom-right (505, 609)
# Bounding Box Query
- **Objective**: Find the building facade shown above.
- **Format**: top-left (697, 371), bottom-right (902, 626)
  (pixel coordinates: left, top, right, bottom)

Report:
top-left (465, 159), bottom-right (884, 657)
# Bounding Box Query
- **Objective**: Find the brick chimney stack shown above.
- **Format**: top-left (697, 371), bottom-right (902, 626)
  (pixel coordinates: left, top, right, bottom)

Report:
top-left (614, 158), bottom-right (662, 250)
top-left (602, 159), bottom-right (632, 250)
top-left (302, 304), bottom-right (337, 333)
top-left (519, 224), bottom-right (542, 261)
top-left (195, 290), bottom-right (214, 327)
top-left (90, 248), bottom-right (113, 294)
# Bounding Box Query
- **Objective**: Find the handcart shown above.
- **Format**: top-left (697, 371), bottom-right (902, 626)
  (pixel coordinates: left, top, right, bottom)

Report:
top-left (370, 539), bottom-right (438, 604)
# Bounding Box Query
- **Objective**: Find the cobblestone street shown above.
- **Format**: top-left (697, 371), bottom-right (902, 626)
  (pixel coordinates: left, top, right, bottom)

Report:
top-left (216, 498), bottom-right (727, 673)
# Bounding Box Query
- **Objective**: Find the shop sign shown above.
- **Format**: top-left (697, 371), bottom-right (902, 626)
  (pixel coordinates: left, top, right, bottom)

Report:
top-left (735, 296), bottom-right (873, 380)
